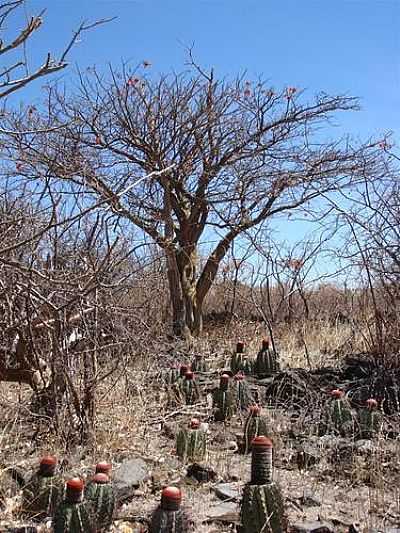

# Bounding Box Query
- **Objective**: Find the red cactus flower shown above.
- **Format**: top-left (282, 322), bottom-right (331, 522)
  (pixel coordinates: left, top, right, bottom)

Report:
top-left (190, 418), bottom-right (200, 429)
top-left (330, 389), bottom-right (344, 399)
top-left (366, 398), bottom-right (378, 410)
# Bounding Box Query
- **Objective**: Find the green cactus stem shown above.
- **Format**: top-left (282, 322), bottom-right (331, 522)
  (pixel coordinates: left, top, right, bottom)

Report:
top-left (85, 473), bottom-right (115, 532)
top-left (230, 342), bottom-right (254, 375)
top-left (254, 339), bottom-right (279, 378)
top-left (213, 374), bottom-right (236, 421)
top-left (178, 371), bottom-right (201, 405)
top-left (328, 388), bottom-right (354, 437)
top-left (150, 486), bottom-right (191, 533)
top-left (358, 398), bottom-right (382, 439)
top-left (176, 418), bottom-right (207, 462)
top-left (243, 405), bottom-right (269, 454)
top-left (192, 355), bottom-right (208, 373)
top-left (53, 478), bottom-right (95, 533)
top-left (240, 436), bottom-right (287, 533)
top-left (233, 373), bottom-right (254, 410)
top-left (23, 455), bottom-right (63, 519)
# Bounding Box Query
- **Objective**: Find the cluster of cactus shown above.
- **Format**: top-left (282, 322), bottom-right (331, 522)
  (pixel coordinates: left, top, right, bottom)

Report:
top-left (233, 372), bottom-right (254, 410)
top-left (358, 398), bottom-right (382, 439)
top-left (230, 342), bottom-right (253, 375)
top-left (164, 364), bottom-right (190, 386)
top-left (243, 405), bottom-right (269, 454)
top-left (254, 339), bottom-right (279, 378)
top-left (150, 486), bottom-right (192, 532)
top-left (213, 374), bottom-right (237, 421)
top-left (22, 455), bottom-right (63, 520)
top-left (240, 436), bottom-right (287, 533)
top-left (85, 462), bottom-right (115, 531)
top-left (53, 478), bottom-right (95, 533)
top-left (176, 418), bottom-right (207, 462)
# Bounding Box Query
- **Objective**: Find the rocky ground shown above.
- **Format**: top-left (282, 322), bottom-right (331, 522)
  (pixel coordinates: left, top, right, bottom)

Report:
top-left (1, 354), bottom-right (400, 532)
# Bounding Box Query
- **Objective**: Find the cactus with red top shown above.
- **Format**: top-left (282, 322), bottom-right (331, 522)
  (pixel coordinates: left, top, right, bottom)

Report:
top-left (254, 339), bottom-right (279, 378)
top-left (213, 373), bottom-right (236, 421)
top-left (53, 478), bottom-right (95, 533)
top-left (22, 455), bottom-right (63, 519)
top-left (243, 405), bottom-right (269, 454)
top-left (233, 372), bottom-right (254, 410)
top-left (177, 370), bottom-right (201, 405)
top-left (176, 418), bottom-right (207, 462)
top-left (150, 486), bottom-right (192, 532)
top-left (231, 341), bottom-right (253, 375)
top-left (240, 436), bottom-right (286, 532)
top-left (358, 398), bottom-right (382, 439)
top-left (85, 473), bottom-right (115, 531)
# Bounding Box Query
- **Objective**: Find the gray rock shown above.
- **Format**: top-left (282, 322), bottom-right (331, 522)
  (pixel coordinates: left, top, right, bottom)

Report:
top-left (291, 521), bottom-right (335, 533)
top-left (206, 501), bottom-right (239, 523)
top-left (213, 482), bottom-right (240, 501)
top-left (112, 457), bottom-right (150, 501)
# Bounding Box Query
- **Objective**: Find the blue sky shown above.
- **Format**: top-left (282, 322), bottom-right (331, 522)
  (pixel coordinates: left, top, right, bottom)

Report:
top-left (7, 0), bottom-right (400, 281)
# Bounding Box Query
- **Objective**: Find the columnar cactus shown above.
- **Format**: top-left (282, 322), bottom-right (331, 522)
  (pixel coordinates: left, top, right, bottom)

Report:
top-left (53, 478), bottom-right (95, 533)
top-left (213, 373), bottom-right (236, 421)
top-left (254, 339), bottom-right (279, 378)
top-left (176, 418), bottom-right (207, 462)
top-left (177, 371), bottom-right (201, 405)
top-left (150, 486), bottom-right (191, 533)
top-left (358, 398), bottom-right (382, 439)
top-left (85, 473), bottom-right (115, 531)
top-left (233, 372), bottom-right (254, 410)
top-left (328, 388), bottom-right (354, 436)
top-left (192, 355), bottom-right (208, 373)
top-left (231, 342), bottom-right (253, 375)
top-left (23, 455), bottom-right (62, 519)
top-left (243, 405), bottom-right (269, 454)
top-left (240, 436), bottom-right (286, 533)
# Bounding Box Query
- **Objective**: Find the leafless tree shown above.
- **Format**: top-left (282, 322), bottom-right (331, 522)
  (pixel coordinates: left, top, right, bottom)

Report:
top-left (2, 62), bottom-right (387, 339)
top-left (0, 0), bottom-right (112, 100)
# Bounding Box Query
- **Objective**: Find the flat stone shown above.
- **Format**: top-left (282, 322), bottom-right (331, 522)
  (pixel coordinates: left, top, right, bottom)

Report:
top-left (113, 458), bottom-right (150, 501)
top-left (205, 501), bottom-right (239, 523)
top-left (291, 521), bottom-right (335, 533)
top-left (213, 482), bottom-right (240, 501)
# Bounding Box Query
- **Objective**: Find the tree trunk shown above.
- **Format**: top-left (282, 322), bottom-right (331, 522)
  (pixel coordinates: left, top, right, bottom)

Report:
top-left (165, 248), bottom-right (192, 339)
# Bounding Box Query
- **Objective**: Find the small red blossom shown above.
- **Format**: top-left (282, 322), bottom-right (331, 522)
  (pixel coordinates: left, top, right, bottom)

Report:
top-left (285, 86), bottom-right (297, 99)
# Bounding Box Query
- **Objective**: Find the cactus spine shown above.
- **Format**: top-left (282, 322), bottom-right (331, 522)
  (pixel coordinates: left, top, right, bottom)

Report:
top-left (23, 455), bottom-right (62, 519)
top-left (150, 486), bottom-right (191, 533)
top-left (358, 398), bottom-right (381, 439)
top-left (53, 478), bottom-right (95, 533)
top-left (243, 405), bottom-right (269, 454)
top-left (254, 339), bottom-right (279, 378)
top-left (213, 374), bottom-right (236, 421)
top-left (85, 473), bottom-right (115, 531)
top-left (176, 418), bottom-right (207, 462)
top-left (233, 373), bottom-right (254, 410)
top-left (240, 437), bottom-right (286, 533)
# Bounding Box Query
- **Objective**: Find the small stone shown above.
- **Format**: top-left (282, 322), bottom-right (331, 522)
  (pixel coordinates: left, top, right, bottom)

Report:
top-left (291, 521), bottom-right (335, 533)
top-left (213, 482), bottom-right (240, 501)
